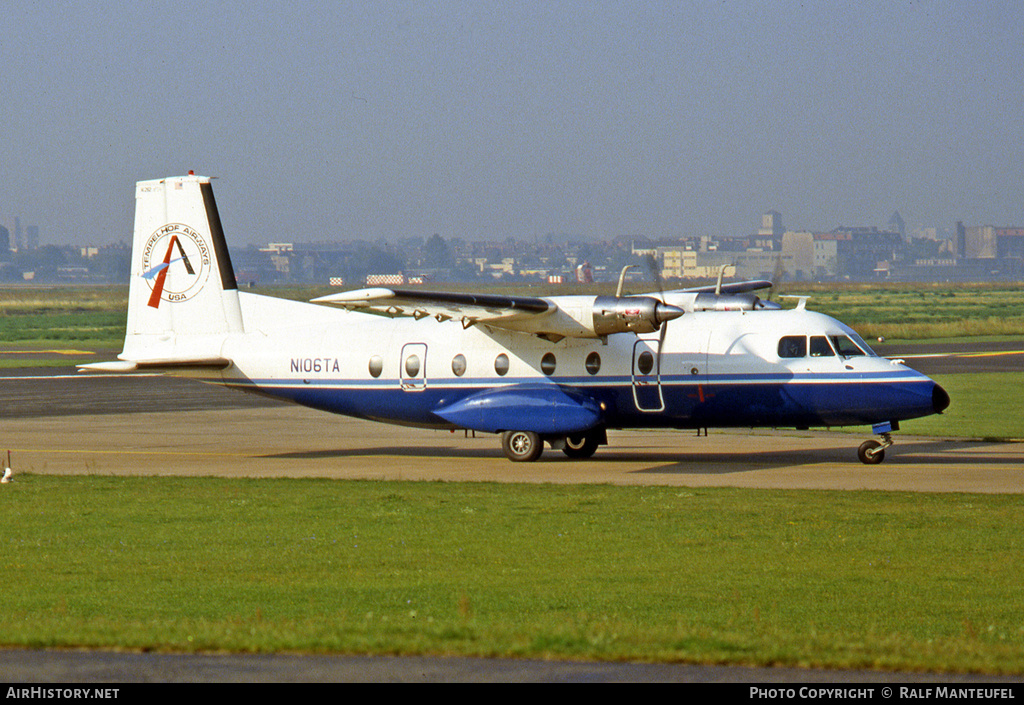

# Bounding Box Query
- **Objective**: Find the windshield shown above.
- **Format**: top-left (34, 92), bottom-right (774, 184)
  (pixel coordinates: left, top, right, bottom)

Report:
top-left (831, 334), bottom-right (873, 357)
top-left (777, 332), bottom-right (877, 360)
top-left (846, 330), bottom-right (877, 356)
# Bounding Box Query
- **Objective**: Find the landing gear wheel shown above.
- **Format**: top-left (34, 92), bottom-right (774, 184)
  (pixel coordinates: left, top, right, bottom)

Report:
top-left (858, 440), bottom-right (885, 465)
top-left (562, 432), bottom-right (600, 459)
top-left (502, 430), bottom-right (543, 462)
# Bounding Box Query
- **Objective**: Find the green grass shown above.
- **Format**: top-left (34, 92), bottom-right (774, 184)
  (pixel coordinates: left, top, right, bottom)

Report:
top-left (777, 282), bottom-right (1024, 340)
top-left (2, 476), bottom-right (1023, 674)
top-left (0, 286), bottom-right (128, 348)
top-left (900, 373), bottom-right (1024, 440)
top-left (3, 282), bottom-right (1024, 346)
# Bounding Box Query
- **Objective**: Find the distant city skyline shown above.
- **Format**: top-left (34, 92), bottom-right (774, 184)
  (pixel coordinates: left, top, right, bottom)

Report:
top-left (3, 1), bottom-right (1023, 246)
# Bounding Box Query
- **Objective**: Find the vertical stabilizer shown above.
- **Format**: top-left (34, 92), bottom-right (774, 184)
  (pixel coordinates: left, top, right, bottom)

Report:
top-left (121, 174), bottom-right (244, 362)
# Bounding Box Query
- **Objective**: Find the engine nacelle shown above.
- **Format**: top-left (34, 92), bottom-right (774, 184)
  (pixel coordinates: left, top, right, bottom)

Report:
top-left (690, 293), bottom-right (780, 312)
top-left (592, 296), bottom-right (685, 335)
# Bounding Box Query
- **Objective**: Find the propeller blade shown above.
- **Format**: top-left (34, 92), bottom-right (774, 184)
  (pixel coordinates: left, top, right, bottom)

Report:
top-left (643, 254), bottom-right (666, 302)
top-left (643, 253), bottom-right (677, 375)
top-left (768, 255), bottom-right (785, 301)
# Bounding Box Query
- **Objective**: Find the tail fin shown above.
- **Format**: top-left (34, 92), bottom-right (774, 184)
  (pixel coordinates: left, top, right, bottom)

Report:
top-left (94, 174), bottom-right (244, 370)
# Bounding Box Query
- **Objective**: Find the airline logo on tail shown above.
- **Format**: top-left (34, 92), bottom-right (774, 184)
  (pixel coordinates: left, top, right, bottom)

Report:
top-left (141, 224), bottom-right (212, 308)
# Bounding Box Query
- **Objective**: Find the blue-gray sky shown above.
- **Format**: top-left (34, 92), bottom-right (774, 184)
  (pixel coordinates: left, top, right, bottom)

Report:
top-left (2, 0), bottom-right (1023, 245)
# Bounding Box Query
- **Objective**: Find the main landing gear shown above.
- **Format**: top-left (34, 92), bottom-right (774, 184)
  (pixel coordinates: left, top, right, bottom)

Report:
top-left (500, 429), bottom-right (606, 462)
top-left (858, 422), bottom-right (897, 465)
top-left (501, 430), bottom-right (544, 462)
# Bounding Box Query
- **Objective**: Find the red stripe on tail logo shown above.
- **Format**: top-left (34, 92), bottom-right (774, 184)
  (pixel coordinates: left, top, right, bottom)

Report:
top-left (140, 224), bottom-right (212, 308)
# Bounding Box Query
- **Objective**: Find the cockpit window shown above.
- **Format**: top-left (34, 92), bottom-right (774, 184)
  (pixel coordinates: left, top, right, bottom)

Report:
top-left (831, 335), bottom-right (867, 357)
top-left (778, 335), bottom-right (806, 358)
top-left (847, 331), bottom-right (878, 356)
top-left (810, 336), bottom-right (835, 357)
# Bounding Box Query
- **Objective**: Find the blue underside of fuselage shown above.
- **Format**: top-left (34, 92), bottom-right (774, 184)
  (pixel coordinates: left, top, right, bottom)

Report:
top-left (223, 373), bottom-right (942, 435)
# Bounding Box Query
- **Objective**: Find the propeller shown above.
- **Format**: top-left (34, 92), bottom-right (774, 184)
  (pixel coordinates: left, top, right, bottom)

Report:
top-left (767, 254), bottom-right (786, 304)
top-left (643, 254), bottom-right (673, 383)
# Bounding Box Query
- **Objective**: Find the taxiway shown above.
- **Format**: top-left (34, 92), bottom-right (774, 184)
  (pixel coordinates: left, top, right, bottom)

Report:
top-left (1, 363), bottom-right (1021, 494)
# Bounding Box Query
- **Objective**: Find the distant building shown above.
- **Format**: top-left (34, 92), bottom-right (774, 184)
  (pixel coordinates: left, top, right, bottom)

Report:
top-left (888, 211), bottom-right (906, 240)
top-left (758, 210), bottom-right (784, 244)
top-left (814, 227), bottom-right (901, 279)
top-left (958, 223), bottom-right (1024, 276)
top-left (781, 231), bottom-right (814, 279)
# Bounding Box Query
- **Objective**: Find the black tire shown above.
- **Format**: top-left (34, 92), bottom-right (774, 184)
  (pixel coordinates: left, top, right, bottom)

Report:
top-left (502, 430), bottom-right (543, 462)
top-left (858, 440), bottom-right (885, 465)
top-left (562, 432), bottom-right (600, 459)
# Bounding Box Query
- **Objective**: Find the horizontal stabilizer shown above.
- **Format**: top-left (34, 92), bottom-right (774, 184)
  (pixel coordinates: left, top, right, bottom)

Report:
top-left (78, 357), bottom-right (232, 373)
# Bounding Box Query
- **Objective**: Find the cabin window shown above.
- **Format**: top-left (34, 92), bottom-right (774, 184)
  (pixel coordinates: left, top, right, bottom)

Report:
top-left (810, 336), bottom-right (835, 357)
top-left (368, 355), bottom-right (383, 378)
top-left (494, 353), bottom-right (510, 376)
top-left (636, 350), bottom-right (655, 375)
top-left (585, 352), bottom-right (601, 375)
top-left (831, 335), bottom-right (866, 357)
top-left (541, 352), bottom-right (557, 376)
top-left (778, 336), bottom-right (806, 358)
top-left (451, 354), bottom-right (467, 377)
top-left (404, 354), bottom-right (421, 377)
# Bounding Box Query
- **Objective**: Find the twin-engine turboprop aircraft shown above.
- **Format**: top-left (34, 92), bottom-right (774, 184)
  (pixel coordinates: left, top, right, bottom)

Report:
top-left (81, 174), bottom-right (950, 464)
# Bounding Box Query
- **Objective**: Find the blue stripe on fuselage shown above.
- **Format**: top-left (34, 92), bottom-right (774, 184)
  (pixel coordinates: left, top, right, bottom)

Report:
top-left (219, 370), bottom-right (939, 432)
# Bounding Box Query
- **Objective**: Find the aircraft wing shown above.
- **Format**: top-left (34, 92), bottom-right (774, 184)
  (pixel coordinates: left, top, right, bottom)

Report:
top-left (314, 287), bottom-right (686, 340)
top-left (675, 280), bottom-right (773, 295)
top-left (312, 288), bottom-right (555, 329)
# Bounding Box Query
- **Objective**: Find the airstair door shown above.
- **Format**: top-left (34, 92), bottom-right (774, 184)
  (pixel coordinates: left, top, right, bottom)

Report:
top-left (631, 339), bottom-right (664, 412)
top-left (400, 343), bottom-right (428, 391)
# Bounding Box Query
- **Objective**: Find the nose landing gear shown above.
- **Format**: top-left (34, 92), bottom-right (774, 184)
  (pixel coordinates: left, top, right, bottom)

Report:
top-left (858, 422), bottom-right (897, 465)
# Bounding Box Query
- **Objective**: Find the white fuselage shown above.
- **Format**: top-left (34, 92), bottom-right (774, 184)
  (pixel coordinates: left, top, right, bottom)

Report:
top-left (196, 292), bottom-right (941, 434)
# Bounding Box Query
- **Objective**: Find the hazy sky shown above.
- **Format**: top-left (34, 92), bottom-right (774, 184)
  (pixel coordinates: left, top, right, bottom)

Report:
top-left (2, 0), bottom-right (1023, 246)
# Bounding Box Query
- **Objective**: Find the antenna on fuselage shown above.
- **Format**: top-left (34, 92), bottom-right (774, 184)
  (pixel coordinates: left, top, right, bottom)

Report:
top-left (779, 295), bottom-right (810, 310)
top-left (714, 263), bottom-right (736, 296)
top-left (615, 265), bottom-right (634, 298)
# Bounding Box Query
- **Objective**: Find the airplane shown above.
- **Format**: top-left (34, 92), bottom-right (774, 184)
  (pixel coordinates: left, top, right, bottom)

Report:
top-left (80, 173), bottom-right (950, 465)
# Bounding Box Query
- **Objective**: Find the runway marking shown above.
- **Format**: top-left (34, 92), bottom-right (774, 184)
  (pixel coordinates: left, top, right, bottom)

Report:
top-left (0, 349), bottom-right (95, 355)
top-left (961, 350), bottom-right (1024, 358)
top-left (1, 374), bottom-right (160, 380)
top-left (10, 447), bottom-right (251, 458)
top-left (891, 350), bottom-right (1024, 359)
top-left (8, 447), bottom-right (458, 462)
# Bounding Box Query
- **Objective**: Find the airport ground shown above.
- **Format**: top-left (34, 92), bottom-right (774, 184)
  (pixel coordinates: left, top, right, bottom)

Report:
top-left (2, 341), bottom-right (1021, 494)
top-left (1, 341), bottom-right (1022, 682)
top-left (2, 393), bottom-right (1023, 494)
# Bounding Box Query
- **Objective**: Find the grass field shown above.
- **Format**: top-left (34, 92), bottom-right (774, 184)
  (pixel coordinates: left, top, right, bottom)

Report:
top-left (2, 476), bottom-right (1023, 674)
top-left (0, 287), bottom-right (126, 348)
top-left (894, 373), bottom-right (1023, 440)
top-left (2, 282), bottom-right (1022, 674)
top-left (2, 282), bottom-right (1023, 346)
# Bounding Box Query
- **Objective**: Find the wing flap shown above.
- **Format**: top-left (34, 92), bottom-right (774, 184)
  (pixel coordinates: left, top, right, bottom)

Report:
top-left (312, 288), bottom-right (554, 328)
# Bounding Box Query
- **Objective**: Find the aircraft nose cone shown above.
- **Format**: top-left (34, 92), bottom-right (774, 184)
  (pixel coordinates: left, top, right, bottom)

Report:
top-left (933, 383), bottom-right (950, 414)
top-left (655, 303), bottom-right (685, 325)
